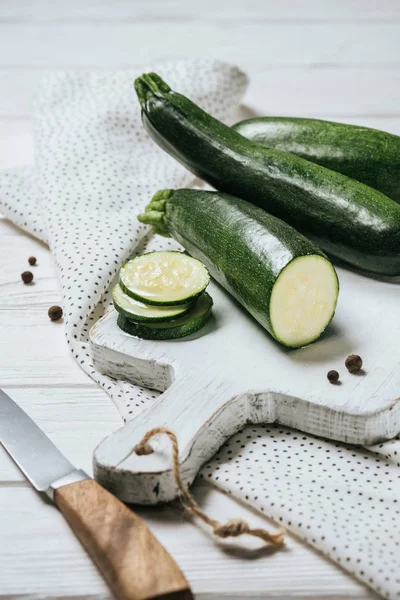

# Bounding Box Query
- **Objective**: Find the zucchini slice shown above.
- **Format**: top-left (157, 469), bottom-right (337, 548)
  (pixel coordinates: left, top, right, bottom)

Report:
top-left (120, 251), bottom-right (210, 306)
top-left (117, 291), bottom-right (213, 340)
top-left (112, 283), bottom-right (193, 323)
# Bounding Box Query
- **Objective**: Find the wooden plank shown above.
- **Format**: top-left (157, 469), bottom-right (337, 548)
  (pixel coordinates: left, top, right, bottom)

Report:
top-left (0, 217), bottom-right (97, 387)
top-left (0, 484), bottom-right (376, 599)
top-left (244, 67), bottom-right (400, 120)
top-left (0, 23), bottom-right (398, 70)
top-left (1, 67), bottom-right (399, 120)
top-left (1, 0), bottom-right (399, 22)
top-left (0, 118), bottom-right (33, 167)
top-left (0, 304), bottom-right (97, 385)
top-left (0, 386), bottom-right (121, 483)
top-left (0, 219), bottom-right (50, 294)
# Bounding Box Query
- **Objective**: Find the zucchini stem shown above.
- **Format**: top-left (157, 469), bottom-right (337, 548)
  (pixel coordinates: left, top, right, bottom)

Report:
top-left (134, 73), bottom-right (171, 105)
top-left (137, 189), bottom-right (172, 237)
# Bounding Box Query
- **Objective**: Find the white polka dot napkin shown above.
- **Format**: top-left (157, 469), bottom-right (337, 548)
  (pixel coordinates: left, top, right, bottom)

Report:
top-left (0, 60), bottom-right (399, 600)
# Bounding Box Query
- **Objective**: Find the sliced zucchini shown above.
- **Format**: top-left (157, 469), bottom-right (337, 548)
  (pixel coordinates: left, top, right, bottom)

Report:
top-left (112, 284), bottom-right (193, 323)
top-left (117, 291), bottom-right (213, 340)
top-left (120, 251), bottom-right (210, 306)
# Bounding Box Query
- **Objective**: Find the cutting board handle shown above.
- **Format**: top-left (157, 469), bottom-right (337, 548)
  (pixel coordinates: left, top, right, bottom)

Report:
top-left (55, 479), bottom-right (193, 600)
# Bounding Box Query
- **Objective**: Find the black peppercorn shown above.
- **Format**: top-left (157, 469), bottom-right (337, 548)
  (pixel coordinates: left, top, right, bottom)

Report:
top-left (327, 370), bottom-right (339, 384)
top-left (28, 256), bottom-right (37, 266)
top-left (48, 305), bottom-right (63, 321)
top-left (345, 354), bottom-right (363, 374)
top-left (21, 271), bottom-right (33, 284)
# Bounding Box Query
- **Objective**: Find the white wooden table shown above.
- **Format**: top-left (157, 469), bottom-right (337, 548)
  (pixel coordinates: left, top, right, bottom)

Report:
top-left (0, 1), bottom-right (398, 598)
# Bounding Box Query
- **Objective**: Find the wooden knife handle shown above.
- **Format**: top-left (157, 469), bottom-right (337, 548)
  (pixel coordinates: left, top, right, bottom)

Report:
top-left (54, 479), bottom-right (193, 600)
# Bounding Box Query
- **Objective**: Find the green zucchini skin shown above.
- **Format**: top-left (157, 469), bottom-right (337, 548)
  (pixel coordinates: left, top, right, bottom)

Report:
top-left (117, 291), bottom-right (213, 340)
top-left (134, 74), bottom-right (400, 276)
top-left (233, 117), bottom-right (400, 205)
top-left (138, 189), bottom-right (339, 348)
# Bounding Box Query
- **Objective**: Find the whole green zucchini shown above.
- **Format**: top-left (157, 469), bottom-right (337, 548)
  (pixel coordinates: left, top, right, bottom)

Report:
top-left (233, 116), bottom-right (400, 204)
top-left (134, 73), bottom-right (400, 276)
top-left (138, 189), bottom-right (339, 348)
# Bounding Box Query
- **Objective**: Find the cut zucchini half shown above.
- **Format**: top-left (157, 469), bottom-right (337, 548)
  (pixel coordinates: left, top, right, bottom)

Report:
top-left (117, 291), bottom-right (213, 340)
top-left (269, 255), bottom-right (339, 348)
top-left (120, 251), bottom-right (210, 306)
top-left (112, 284), bottom-right (194, 323)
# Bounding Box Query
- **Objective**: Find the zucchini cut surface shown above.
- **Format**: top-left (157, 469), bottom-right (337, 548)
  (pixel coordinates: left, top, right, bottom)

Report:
top-left (120, 251), bottom-right (209, 305)
top-left (112, 283), bottom-right (192, 323)
top-left (270, 255), bottom-right (339, 347)
top-left (117, 291), bottom-right (213, 340)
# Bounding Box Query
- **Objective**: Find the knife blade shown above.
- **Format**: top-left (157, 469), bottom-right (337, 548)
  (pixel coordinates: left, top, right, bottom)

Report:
top-left (0, 388), bottom-right (193, 600)
top-left (0, 387), bottom-right (88, 496)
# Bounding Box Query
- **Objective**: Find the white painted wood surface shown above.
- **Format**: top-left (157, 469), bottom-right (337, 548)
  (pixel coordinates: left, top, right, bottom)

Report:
top-left (91, 269), bottom-right (400, 504)
top-left (0, 0), bottom-right (397, 598)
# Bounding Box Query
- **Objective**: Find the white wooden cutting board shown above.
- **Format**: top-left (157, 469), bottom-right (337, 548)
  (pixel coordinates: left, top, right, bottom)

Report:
top-left (90, 266), bottom-right (400, 505)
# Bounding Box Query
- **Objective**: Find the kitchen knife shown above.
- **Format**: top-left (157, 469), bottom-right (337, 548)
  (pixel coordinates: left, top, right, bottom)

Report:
top-left (0, 387), bottom-right (193, 600)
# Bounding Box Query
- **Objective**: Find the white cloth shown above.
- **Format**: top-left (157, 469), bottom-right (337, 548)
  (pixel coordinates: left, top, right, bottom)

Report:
top-left (0, 60), bottom-right (398, 600)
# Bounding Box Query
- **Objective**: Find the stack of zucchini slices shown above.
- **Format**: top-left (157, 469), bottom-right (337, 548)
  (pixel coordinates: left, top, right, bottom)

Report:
top-left (113, 251), bottom-right (212, 340)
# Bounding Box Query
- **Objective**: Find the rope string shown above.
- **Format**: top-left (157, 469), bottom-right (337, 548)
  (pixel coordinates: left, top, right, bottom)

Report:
top-left (134, 427), bottom-right (285, 546)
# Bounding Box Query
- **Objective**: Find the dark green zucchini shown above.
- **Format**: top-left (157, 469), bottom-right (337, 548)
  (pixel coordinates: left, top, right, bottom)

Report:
top-left (134, 73), bottom-right (400, 276)
top-left (138, 189), bottom-right (339, 348)
top-left (233, 116), bottom-right (400, 204)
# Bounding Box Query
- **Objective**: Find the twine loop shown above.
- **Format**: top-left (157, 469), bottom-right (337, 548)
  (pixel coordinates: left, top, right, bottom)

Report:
top-left (213, 518), bottom-right (248, 538)
top-left (133, 427), bottom-right (285, 547)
